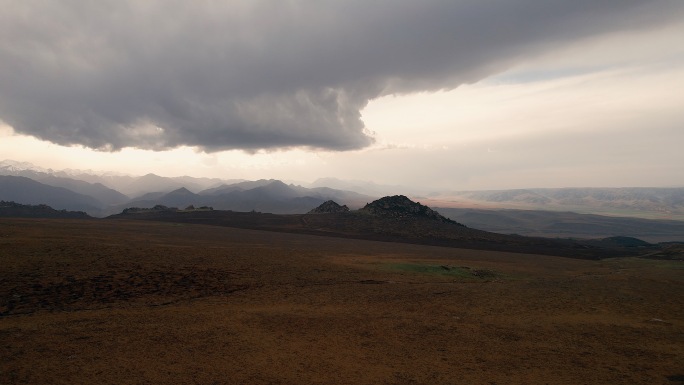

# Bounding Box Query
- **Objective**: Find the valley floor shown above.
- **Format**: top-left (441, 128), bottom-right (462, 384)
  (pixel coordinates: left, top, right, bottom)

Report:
top-left (1, 219), bottom-right (682, 384)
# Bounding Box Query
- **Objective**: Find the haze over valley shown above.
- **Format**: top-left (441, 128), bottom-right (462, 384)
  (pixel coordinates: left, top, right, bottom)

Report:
top-left (2, 159), bottom-right (684, 244)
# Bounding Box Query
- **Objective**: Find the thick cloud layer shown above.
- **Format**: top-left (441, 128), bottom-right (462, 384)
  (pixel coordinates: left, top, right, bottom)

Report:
top-left (1, 0), bottom-right (681, 152)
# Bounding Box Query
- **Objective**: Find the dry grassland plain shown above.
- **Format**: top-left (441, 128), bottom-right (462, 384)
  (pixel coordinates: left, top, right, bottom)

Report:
top-left (1, 218), bottom-right (683, 384)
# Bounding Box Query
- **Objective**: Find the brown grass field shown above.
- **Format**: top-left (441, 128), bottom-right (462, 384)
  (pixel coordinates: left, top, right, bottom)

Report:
top-left (1, 218), bottom-right (683, 384)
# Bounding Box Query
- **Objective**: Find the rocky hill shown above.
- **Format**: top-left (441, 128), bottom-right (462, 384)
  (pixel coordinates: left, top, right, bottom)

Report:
top-left (359, 195), bottom-right (457, 224)
top-left (308, 200), bottom-right (350, 214)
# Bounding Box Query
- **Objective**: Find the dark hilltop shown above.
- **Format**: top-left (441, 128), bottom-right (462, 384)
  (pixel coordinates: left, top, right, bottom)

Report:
top-left (0, 201), bottom-right (91, 219)
top-left (308, 200), bottom-right (350, 214)
top-left (359, 195), bottom-right (457, 224)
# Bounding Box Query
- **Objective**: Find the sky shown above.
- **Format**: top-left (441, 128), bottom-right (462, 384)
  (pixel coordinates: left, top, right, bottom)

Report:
top-left (1, 0), bottom-right (683, 190)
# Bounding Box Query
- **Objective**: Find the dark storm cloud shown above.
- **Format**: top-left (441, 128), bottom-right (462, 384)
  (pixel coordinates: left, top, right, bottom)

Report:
top-left (0, 0), bottom-right (681, 152)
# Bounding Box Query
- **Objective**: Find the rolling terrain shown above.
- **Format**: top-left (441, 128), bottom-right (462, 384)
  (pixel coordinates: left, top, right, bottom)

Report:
top-left (1, 218), bottom-right (682, 384)
top-left (109, 196), bottom-right (674, 260)
top-left (2, 160), bottom-right (684, 243)
top-left (437, 207), bottom-right (684, 243)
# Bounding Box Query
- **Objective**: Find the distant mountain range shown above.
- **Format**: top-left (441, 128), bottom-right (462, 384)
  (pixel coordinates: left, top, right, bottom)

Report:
top-left (0, 175), bottom-right (104, 213)
top-left (1, 159), bottom-right (684, 242)
top-left (0, 160), bottom-right (376, 217)
top-left (115, 179), bottom-right (372, 215)
top-left (0, 160), bottom-right (236, 197)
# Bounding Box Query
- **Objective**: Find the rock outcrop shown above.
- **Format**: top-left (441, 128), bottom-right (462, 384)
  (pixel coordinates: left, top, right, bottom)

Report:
top-left (359, 195), bottom-right (456, 224)
top-left (308, 200), bottom-right (350, 214)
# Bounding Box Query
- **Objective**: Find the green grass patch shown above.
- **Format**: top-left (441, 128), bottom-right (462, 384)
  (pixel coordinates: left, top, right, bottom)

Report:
top-left (384, 263), bottom-right (499, 279)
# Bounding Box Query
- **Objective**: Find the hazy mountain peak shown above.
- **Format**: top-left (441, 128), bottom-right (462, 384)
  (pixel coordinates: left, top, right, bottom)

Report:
top-left (267, 179), bottom-right (289, 187)
top-left (140, 173), bottom-right (163, 179)
top-left (310, 177), bottom-right (427, 196)
top-left (0, 159), bottom-right (51, 173)
top-left (248, 179), bottom-right (299, 198)
top-left (167, 187), bottom-right (195, 196)
top-left (0, 159), bottom-right (132, 179)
